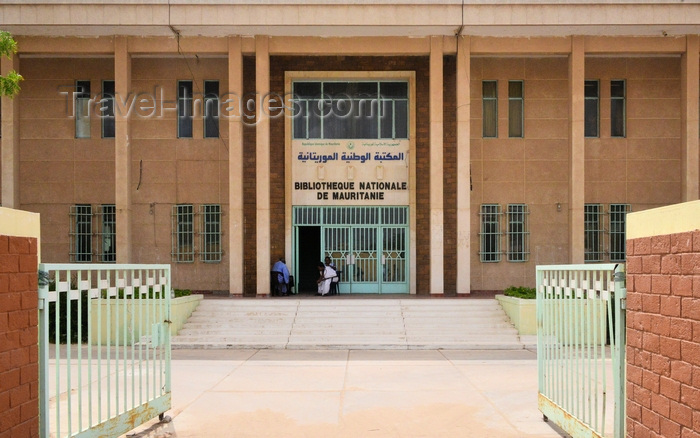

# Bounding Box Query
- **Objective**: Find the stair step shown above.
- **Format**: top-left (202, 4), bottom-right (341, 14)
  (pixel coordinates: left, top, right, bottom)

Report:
top-left (173, 298), bottom-right (525, 350)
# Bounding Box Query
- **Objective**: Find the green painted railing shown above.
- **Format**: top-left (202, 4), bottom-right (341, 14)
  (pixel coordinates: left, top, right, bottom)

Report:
top-left (38, 264), bottom-right (172, 438)
top-left (536, 263), bottom-right (626, 438)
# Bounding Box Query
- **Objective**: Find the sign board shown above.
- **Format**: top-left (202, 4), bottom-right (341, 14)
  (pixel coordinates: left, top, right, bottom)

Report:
top-left (292, 139), bottom-right (409, 205)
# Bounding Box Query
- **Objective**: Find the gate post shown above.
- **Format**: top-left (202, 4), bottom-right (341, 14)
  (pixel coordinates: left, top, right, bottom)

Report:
top-left (613, 264), bottom-right (626, 438)
top-left (38, 266), bottom-right (49, 438)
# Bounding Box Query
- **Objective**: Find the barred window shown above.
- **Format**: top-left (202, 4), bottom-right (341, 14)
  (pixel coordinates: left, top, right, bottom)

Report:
top-left (70, 204), bottom-right (92, 262)
top-left (506, 204), bottom-right (529, 262)
top-left (611, 80), bottom-right (626, 138)
top-left (479, 204), bottom-right (501, 262)
top-left (584, 80), bottom-right (599, 138)
top-left (97, 204), bottom-right (116, 263)
top-left (508, 81), bottom-right (523, 138)
top-left (172, 204), bottom-right (194, 263)
top-left (584, 204), bottom-right (605, 262)
top-left (609, 204), bottom-right (631, 262)
top-left (482, 81), bottom-right (498, 138)
top-left (75, 80), bottom-right (91, 138)
top-left (200, 204), bottom-right (222, 263)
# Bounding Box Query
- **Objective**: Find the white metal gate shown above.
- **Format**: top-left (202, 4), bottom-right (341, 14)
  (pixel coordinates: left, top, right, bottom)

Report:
top-left (38, 264), bottom-right (172, 438)
top-left (537, 263), bottom-right (626, 438)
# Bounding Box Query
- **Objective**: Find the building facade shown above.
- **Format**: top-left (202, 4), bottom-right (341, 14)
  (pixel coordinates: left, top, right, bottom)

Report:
top-left (1, 1), bottom-right (699, 295)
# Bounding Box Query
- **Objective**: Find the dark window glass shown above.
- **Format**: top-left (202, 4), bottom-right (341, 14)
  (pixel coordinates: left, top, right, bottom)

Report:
top-left (482, 81), bottom-right (498, 138)
top-left (201, 204), bottom-right (222, 262)
top-left (102, 81), bottom-right (115, 138)
top-left (75, 204), bottom-right (92, 262)
top-left (294, 82), bottom-right (322, 98)
top-left (609, 204), bottom-right (629, 262)
top-left (178, 81), bottom-right (193, 138)
top-left (480, 204), bottom-right (501, 262)
top-left (584, 204), bottom-right (603, 262)
top-left (76, 80), bottom-right (91, 138)
top-left (204, 81), bottom-right (219, 138)
top-left (101, 204), bottom-right (116, 263)
top-left (380, 82), bottom-right (407, 98)
top-left (611, 80), bottom-right (625, 138)
top-left (292, 81), bottom-right (407, 139)
top-left (508, 81), bottom-right (523, 138)
top-left (175, 204), bottom-right (194, 263)
top-left (584, 80), bottom-right (599, 138)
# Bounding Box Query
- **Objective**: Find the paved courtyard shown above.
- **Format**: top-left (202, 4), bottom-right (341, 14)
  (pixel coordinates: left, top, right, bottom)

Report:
top-left (124, 349), bottom-right (569, 438)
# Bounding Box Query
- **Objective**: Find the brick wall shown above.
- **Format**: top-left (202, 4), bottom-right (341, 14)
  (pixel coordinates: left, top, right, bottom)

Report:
top-left (626, 230), bottom-right (700, 438)
top-left (0, 235), bottom-right (39, 438)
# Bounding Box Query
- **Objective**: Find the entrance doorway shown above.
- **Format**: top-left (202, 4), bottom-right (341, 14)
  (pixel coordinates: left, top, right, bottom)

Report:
top-left (293, 206), bottom-right (409, 294)
top-left (296, 226), bottom-right (321, 293)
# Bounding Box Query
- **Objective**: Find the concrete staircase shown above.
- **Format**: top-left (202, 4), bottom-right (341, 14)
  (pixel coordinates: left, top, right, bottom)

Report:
top-left (172, 298), bottom-right (528, 350)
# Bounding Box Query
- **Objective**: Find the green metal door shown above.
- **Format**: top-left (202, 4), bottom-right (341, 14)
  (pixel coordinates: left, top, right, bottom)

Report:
top-left (380, 226), bottom-right (408, 293)
top-left (294, 206), bottom-right (409, 294)
top-left (323, 226), bottom-right (350, 292)
top-left (348, 226), bottom-right (378, 293)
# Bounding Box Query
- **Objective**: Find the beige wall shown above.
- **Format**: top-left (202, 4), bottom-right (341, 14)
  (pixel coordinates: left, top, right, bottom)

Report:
top-left (17, 57), bottom-right (230, 291)
top-left (130, 57), bottom-right (229, 291)
top-left (19, 58), bottom-right (115, 262)
top-left (470, 57), bottom-right (570, 291)
top-left (4, 35), bottom-right (699, 293)
top-left (585, 56), bottom-right (682, 209)
top-left (469, 55), bottom-right (686, 291)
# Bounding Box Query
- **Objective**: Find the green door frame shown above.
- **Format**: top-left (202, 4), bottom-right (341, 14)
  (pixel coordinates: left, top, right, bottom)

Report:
top-left (292, 206), bottom-right (409, 294)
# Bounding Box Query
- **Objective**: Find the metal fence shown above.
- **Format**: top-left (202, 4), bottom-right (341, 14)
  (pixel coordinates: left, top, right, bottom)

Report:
top-left (38, 264), bottom-right (172, 438)
top-left (536, 263), bottom-right (626, 438)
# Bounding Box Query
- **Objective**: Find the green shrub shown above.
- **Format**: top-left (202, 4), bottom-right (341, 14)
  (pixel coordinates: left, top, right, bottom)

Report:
top-left (48, 290), bottom-right (89, 344)
top-left (504, 286), bottom-right (536, 299)
top-left (173, 289), bottom-right (191, 298)
top-left (47, 282), bottom-right (192, 344)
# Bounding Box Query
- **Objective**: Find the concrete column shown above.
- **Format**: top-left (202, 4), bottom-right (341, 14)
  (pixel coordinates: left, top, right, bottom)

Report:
top-left (229, 37), bottom-right (244, 295)
top-left (568, 36), bottom-right (585, 264)
top-left (681, 34), bottom-right (700, 202)
top-left (430, 36), bottom-right (444, 294)
top-left (456, 36), bottom-right (471, 294)
top-left (256, 36), bottom-right (271, 295)
top-left (1, 54), bottom-right (20, 209)
top-left (114, 37), bottom-right (132, 263)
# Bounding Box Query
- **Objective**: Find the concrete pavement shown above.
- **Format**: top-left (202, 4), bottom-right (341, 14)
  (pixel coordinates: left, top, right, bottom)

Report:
top-left (125, 349), bottom-right (568, 438)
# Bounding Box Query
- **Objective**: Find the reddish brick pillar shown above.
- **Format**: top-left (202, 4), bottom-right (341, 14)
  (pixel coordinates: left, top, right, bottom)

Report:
top-left (0, 235), bottom-right (39, 438)
top-left (626, 230), bottom-right (700, 438)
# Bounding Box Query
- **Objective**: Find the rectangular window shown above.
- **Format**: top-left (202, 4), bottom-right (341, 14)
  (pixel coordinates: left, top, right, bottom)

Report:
top-left (506, 204), bottom-right (529, 262)
top-left (203, 81), bottom-right (219, 138)
top-left (70, 205), bottom-right (92, 262)
top-left (479, 204), bottom-right (501, 262)
top-left (482, 80), bottom-right (498, 138)
top-left (584, 204), bottom-right (605, 262)
top-left (584, 80), bottom-right (599, 138)
top-left (101, 81), bottom-right (115, 138)
top-left (200, 204), bottom-right (222, 262)
top-left (609, 204), bottom-right (631, 262)
top-left (508, 81), bottom-right (523, 138)
top-left (611, 80), bottom-right (626, 138)
top-left (75, 80), bottom-right (91, 138)
top-left (97, 204), bottom-right (116, 263)
top-left (291, 81), bottom-right (408, 140)
top-left (178, 81), bottom-right (193, 138)
top-left (172, 204), bottom-right (194, 262)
